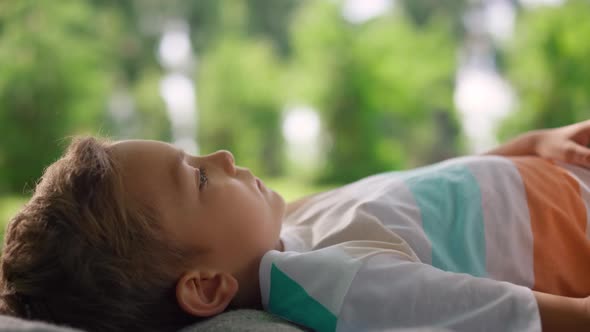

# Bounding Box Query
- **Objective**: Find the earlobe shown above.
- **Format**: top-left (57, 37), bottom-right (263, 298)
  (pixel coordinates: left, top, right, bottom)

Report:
top-left (176, 270), bottom-right (239, 317)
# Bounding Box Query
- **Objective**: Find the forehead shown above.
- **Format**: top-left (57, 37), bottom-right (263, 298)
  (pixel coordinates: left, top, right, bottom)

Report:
top-left (111, 140), bottom-right (177, 162)
top-left (110, 140), bottom-right (179, 206)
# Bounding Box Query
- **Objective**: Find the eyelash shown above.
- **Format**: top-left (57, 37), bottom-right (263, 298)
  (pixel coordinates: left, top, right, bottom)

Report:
top-left (198, 167), bottom-right (208, 190)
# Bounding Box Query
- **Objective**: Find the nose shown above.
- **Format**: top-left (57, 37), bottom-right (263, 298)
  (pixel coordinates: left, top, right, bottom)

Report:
top-left (214, 150), bottom-right (236, 175)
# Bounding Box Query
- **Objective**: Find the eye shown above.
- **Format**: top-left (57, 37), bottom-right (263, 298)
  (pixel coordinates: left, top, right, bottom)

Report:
top-left (198, 167), bottom-right (208, 190)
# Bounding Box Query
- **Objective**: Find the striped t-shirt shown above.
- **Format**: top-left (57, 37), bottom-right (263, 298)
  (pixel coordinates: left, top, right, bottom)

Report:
top-left (260, 155), bottom-right (590, 331)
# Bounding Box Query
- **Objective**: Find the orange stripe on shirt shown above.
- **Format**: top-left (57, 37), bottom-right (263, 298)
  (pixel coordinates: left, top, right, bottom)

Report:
top-left (512, 157), bottom-right (590, 297)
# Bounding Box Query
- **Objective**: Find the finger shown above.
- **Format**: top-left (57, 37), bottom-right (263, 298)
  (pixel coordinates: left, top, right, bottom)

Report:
top-left (574, 120), bottom-right (590, 142)
top-left (578, 120), bottom-right (590, 145)
top-left (563, 142), bottom-right (590, 167)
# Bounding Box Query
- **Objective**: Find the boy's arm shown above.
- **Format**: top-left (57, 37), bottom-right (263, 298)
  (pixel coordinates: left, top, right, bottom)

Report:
top-left (484, 120), bottom-right (590, 168)
top-left (533, 291), bottom-right (590, 331)
top-left (483, 130), bottom-right (541, 157)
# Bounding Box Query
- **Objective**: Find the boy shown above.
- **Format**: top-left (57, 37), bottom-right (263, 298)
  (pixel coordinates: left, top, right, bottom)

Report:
top-left (1, 120), bottom-right (590, 331)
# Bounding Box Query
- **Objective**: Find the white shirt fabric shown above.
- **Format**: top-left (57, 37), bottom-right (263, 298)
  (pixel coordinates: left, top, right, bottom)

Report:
top-left (260, 155), bottom-right (590, 331)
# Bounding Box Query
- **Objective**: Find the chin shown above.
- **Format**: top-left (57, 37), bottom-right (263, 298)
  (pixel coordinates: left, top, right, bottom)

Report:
top-left (272, 190), bottom-right (285, 202)
top-left (269, 191), bottom-right (286, 214)
top-left (276, 192), bottom-right (286, 208)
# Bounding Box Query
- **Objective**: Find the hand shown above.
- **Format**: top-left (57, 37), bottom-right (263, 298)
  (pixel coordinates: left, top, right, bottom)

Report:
top-left (534, 120), bottom-right (590, 168)
top-left (533, 291), bottom-right (590, 331)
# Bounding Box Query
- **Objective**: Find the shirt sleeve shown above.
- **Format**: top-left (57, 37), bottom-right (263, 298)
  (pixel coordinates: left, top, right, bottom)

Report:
top-left (259, 241), bottom-right (541, 332)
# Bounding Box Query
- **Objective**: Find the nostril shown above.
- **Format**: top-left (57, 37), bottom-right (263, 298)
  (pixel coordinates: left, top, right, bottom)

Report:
top-left (225, 150), bottom-right (235, 165)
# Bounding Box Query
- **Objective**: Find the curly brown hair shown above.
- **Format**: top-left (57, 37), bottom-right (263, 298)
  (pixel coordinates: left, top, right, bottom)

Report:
top-left (0, 137), bottom-right (202, 331)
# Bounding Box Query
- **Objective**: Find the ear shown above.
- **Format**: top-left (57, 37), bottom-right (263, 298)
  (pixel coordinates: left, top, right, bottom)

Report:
top-left (175, 270), bottom-right (238, 317)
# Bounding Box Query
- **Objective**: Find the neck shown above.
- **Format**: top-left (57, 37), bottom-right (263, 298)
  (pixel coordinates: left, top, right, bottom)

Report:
top-left (230, 255), bottom-right (267, 309)
top-left (231, 242), bottom-right (283, 309)
top-left (275, 238), bottom-right (284, 252)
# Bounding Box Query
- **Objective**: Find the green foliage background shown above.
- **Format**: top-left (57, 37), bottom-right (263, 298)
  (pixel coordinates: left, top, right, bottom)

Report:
top-left (0, 1), bottom-right (114, 192)
top-left (288, 1), bottom-right (460, 182)
top-left (1, 0), bottom-right (588, 227)
top-left (498, 0), bottom-right (590, 139)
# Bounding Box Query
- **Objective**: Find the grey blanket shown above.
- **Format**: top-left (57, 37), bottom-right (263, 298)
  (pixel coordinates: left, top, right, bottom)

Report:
top-left (179, 309), bottom-right (307, 332)
top-left (0, 310), bottom-right (306, 332)
top-left (0, 310), bottom-right (451, 331)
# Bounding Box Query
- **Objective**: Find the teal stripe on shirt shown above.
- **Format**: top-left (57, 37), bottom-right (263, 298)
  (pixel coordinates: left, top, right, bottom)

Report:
top-left (403, 164), bottom-right (487, 277)
top-left (269, 264), bottom-right (337, 332)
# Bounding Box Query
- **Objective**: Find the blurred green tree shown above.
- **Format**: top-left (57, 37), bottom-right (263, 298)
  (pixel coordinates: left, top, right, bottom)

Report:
top-left (0, 0), bottom-right (469, 193)
top-left (288, 1), bottom-right (461, 183)
top-left (87, 0), bottom-right (172, 141)
top-left (196, 2), bottom-right (285, 177)
top-left (123, 0), bottom-right (299, 176)
top-left (129, 67), bottom-right (172, 141)
top-left (499, 0), bottom-right (590, 139)
top-left (245, 0), bottom-right (301, 57)
top-left (399, 0), bottom-right (467, 38)
top-left (127, 0), bottom-right (299, 56)
top-left (0, 0), bottom-right (118, 193)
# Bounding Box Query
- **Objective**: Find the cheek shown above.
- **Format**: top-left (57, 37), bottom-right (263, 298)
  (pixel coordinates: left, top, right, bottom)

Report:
top-left (227, 184), bottom-right (271, 216)
top-left (213, 183), bottom-right (282, 238)
top-left (205, 194), bottom-right (259, 233)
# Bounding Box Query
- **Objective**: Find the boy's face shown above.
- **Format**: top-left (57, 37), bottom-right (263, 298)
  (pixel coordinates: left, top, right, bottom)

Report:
top-left (111, 140), bottom-right (285, 275)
